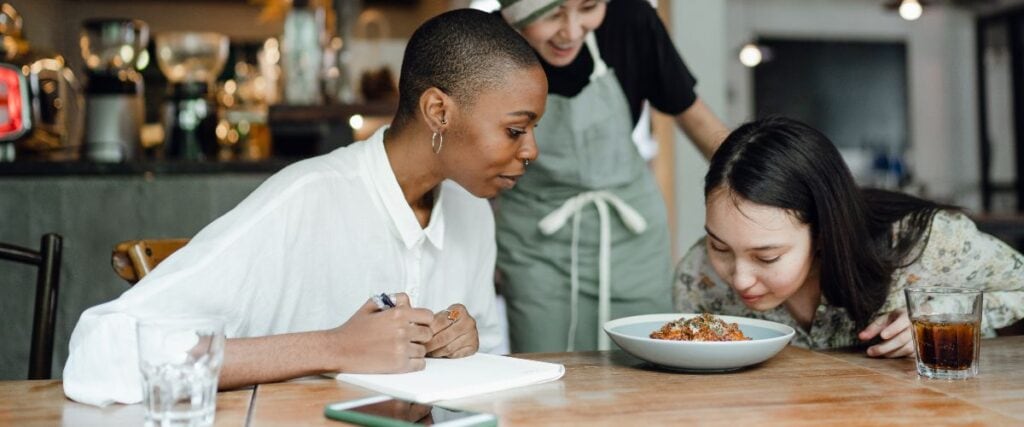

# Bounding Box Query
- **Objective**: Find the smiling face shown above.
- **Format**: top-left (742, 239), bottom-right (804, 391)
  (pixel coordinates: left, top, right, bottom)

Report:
top-left (441, 65), bottom-right (547, 198)
top-left (518, 0), bottom-right (607, 67)
top-left (704, 188), bottom-right (818, 312)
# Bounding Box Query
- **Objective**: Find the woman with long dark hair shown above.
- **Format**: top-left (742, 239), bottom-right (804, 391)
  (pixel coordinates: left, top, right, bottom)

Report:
top-left (674, 117), bottom-right (1024, 357)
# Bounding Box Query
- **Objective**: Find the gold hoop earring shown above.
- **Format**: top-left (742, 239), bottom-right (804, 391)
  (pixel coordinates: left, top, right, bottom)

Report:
top-left (431, 131), bottom-right (444, 154)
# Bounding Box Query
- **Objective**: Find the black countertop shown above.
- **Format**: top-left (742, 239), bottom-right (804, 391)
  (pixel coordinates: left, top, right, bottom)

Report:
top-left (0, 103), bottom-right (398, 177)
top-left (0, 159), bottom-right (299, 176)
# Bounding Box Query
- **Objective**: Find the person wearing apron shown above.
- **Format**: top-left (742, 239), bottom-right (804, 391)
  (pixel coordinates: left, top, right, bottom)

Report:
top-left (497, 0), bottom-right (730, 352)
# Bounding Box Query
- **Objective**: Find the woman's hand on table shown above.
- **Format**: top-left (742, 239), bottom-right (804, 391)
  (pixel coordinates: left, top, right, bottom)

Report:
top-left (425, 303), bottom-right (479, 359)
top-left (326, 293), bottom-right (434, 373)
top-left (858, 308), bottom-right (914, 358)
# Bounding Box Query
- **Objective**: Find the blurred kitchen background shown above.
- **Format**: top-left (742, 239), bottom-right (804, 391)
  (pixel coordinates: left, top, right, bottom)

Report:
top-left (2, 0), bottom-right (1023, 380)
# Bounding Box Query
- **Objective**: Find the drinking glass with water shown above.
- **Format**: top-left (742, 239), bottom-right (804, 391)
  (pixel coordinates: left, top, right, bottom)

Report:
top-left (137, 316), bottom-right (226, 427)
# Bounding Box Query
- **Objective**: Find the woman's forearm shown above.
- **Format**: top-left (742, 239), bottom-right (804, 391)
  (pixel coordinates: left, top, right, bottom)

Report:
top-left (674, 98), bottom-right (729, 159)
top-left (219, 331), bottom-right (332, 390)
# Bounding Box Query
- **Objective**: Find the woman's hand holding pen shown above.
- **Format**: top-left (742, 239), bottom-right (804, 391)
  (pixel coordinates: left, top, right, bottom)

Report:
top-left (425, 303), bottom-right (479, 359)
top-left (324, 293), bottom-right (434, 374)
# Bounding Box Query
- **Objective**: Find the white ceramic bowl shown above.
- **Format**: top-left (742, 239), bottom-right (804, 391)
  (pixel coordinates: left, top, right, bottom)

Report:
top-left (603, 313), bottom-right (796, 372)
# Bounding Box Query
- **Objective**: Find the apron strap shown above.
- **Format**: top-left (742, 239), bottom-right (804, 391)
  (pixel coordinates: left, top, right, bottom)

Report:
top-left (538, 191), bottom-right (647, 351)
top-left (585, 32), bottom-right (608, 81)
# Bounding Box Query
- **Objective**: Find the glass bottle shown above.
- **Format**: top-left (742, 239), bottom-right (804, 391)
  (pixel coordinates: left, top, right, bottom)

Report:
top-left (282, 0), bottom-right (324, 105)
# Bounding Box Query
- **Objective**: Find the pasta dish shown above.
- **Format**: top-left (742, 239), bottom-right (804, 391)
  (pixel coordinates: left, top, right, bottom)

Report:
top-left (650, 313), bottom-right (749, 341)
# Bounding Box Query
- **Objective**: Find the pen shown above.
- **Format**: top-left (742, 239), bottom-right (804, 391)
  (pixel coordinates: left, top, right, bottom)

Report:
top-left (373, 292), bottom-right (396, 309)
top-left (380, 293), bottom-right (396, 308)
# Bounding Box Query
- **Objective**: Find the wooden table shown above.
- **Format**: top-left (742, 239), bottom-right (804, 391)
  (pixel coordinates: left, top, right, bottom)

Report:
top-left (0, 382), bottom-right (254, 426)
top-left (2, 336), bottom-right (1021, 426)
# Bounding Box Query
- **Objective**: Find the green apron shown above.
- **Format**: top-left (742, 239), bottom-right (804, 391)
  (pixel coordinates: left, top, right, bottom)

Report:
top-left (496, 33), bottom-right (672, 352)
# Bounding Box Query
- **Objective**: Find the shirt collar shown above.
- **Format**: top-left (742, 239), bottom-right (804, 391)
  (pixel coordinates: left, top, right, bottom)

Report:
top-left (423, 185), bottom-right (446, 250)
top-left (366, 126), bottom-right (445, 250)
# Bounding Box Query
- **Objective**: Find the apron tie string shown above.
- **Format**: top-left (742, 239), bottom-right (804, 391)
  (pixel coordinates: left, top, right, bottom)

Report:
top-left (538, 190), bottom-right (647, 351)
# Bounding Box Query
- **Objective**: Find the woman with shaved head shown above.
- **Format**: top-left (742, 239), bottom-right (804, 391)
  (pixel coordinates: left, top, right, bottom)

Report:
top-left (63, 9), bottom-right (547, 406)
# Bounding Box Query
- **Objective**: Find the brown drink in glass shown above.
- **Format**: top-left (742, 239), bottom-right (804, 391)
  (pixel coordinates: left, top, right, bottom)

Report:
top-left (905, 287), bottom-right (983, 379)
top-left (912, 314), bottom-right (980, 371)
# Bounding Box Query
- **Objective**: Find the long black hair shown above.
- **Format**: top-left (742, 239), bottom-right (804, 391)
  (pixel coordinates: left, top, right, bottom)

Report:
top-left (705, 117), bottom-right (956, 328)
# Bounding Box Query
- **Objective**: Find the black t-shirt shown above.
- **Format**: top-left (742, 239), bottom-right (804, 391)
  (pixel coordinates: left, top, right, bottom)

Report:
top-left (535, 0), bottom-right (698, 126)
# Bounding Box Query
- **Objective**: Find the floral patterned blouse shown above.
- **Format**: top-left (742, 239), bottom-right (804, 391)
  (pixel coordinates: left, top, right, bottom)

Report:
top-left (674, 211), bottom-right (1024, 349)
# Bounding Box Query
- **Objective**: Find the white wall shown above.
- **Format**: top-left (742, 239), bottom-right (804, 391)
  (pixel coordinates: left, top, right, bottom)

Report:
top-left (672, 1), bottom-right (729, 254)
top-left (984, 24), bottom-right (1016, 181)
top-left (669, 0), bottom-right (982, 261)
top-left (723, 0), bottom-right (980, 209)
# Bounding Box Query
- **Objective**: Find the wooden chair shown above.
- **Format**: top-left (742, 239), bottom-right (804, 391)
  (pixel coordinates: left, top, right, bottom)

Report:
top-left (111, 239), bottom-right (188, 285)
top-left (0, 233), bottom-right (62, 379)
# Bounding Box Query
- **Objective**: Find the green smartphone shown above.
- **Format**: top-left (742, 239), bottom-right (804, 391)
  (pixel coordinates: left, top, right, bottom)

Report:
top-left (324, 395), bottom-right (498, 427)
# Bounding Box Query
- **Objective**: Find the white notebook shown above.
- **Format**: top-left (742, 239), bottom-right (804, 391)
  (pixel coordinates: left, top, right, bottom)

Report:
top-left (335, 353), bottom-right (565, 403)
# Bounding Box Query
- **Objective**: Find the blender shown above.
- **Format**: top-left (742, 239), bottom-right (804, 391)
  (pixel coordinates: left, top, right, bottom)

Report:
top-left (80, 18), bottom-right (148, 162)
top-left (155, 32), bottom-right (228, 161)
top-left (0, 3), bottom-right (85, 162)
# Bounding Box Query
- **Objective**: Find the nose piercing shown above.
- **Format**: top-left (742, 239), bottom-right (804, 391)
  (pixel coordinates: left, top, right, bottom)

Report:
top-left (523, 159), bottom-right (530, 167)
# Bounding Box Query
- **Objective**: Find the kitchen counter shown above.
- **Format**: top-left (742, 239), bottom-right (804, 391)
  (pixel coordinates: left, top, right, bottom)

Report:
top-left (0, 113), bottom-right (391, 380)
top-left (0, 171), bottom-right (275, 380)
top-left (0, 102), bottom-right (396, 177)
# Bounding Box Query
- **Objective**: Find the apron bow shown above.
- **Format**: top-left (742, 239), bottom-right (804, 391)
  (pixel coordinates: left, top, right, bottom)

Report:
top-left (538, 190), bottom-right (647, 350)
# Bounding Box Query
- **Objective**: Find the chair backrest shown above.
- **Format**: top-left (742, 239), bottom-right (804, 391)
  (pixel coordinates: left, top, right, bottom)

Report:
top-left (111, 239), bottom-right (188, 285)
top-left (0, 233), bottom-right (62, 379)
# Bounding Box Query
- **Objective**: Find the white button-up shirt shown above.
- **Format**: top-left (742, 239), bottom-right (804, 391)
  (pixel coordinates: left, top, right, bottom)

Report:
top-left (63, 127), bottom-right (503, 406)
